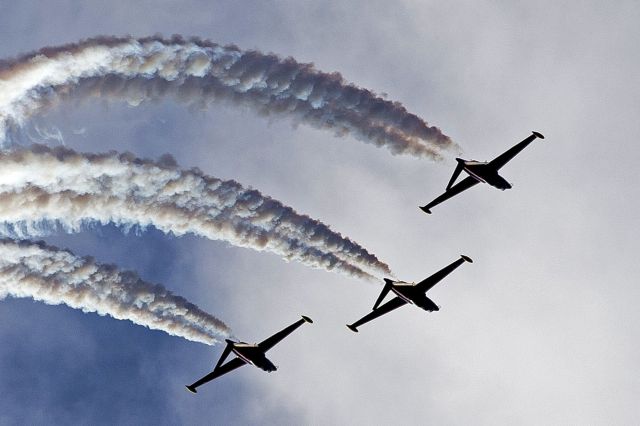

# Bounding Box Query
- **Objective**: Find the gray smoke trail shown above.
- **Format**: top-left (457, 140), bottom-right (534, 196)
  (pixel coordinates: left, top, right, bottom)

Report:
top-left (0, 145), bottom-right (389, 280)
top-left (0, 238), bottom-right (230, 345)
top-left (0, 35), bottom-right (455, 158)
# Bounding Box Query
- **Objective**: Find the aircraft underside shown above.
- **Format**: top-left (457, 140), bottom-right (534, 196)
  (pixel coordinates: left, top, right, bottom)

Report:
top-left (463, 164), bottom-right (511, 190)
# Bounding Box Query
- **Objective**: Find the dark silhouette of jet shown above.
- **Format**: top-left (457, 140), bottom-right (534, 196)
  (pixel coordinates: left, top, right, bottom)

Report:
top-left (420, 131), bottom-right (545, 214)
top-left (186, 315), bottom-right (313, 393)
top-left (347, 255), bottom-right (472, 332)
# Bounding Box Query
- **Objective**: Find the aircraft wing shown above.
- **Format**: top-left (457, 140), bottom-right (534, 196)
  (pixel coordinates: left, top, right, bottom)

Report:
top-left (489, 132), bottom-right (543, 170)
top-left (420, 176), bottom-right (479, 214)
top-left (416, 256), bottom-right (470, 293)
top-left (258, 316), bottom-right (310, 352)
top-left (347, 297), bottom-right (407, 331)
top-left (186, 357), bottom-right (246, 391)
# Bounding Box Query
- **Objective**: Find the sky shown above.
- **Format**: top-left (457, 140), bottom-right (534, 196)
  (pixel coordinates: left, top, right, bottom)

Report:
top-left (0, 1), bottom-right (639, 424)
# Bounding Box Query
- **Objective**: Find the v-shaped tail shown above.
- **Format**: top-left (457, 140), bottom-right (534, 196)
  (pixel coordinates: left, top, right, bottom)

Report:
top-left (447, 159), bottom-right (465, 190)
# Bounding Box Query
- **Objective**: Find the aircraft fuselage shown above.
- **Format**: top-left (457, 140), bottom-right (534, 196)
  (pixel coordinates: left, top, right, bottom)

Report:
top-left (391, 282), bottom-right (439, 312)
top-left (231, 343), bottom-right (277, 372)
top-left (458, 159), bottom-right (512, 190)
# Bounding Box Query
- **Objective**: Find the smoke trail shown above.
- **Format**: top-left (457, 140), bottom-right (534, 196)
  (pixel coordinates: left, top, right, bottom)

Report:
top-left (0, 145), bottom-right (389, 280)
top-left (0, 238), bottom-right (230, 345)
top-left (0, 35), bottom-right (455, 158)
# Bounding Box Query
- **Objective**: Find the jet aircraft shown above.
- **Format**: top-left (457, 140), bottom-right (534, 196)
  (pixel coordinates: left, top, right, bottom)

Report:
top-left (347, 255), bottom-right (472, 332)
top-left (420, 131), bottom-right (545, 214)
top-left (186, 315), bottom-right (313, 393)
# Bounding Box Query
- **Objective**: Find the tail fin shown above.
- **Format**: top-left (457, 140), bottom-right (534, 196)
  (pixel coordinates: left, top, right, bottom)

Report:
top-left (185, 385), bottom-right (198, 394)
top-left (373, 279), bottom-right (394, 310)
top-left (346, 324), bottom-right (359, 333)
top-left (447, 159), bottom-right (465, 190)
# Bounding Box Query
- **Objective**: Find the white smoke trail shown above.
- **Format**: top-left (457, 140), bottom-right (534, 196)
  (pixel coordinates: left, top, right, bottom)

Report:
top-left (0, 238), bottom-right (231, 345)
top-left (0, 145), bottom-right (389, 280)
top-left (0, 35), bottom-right (455, 158)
